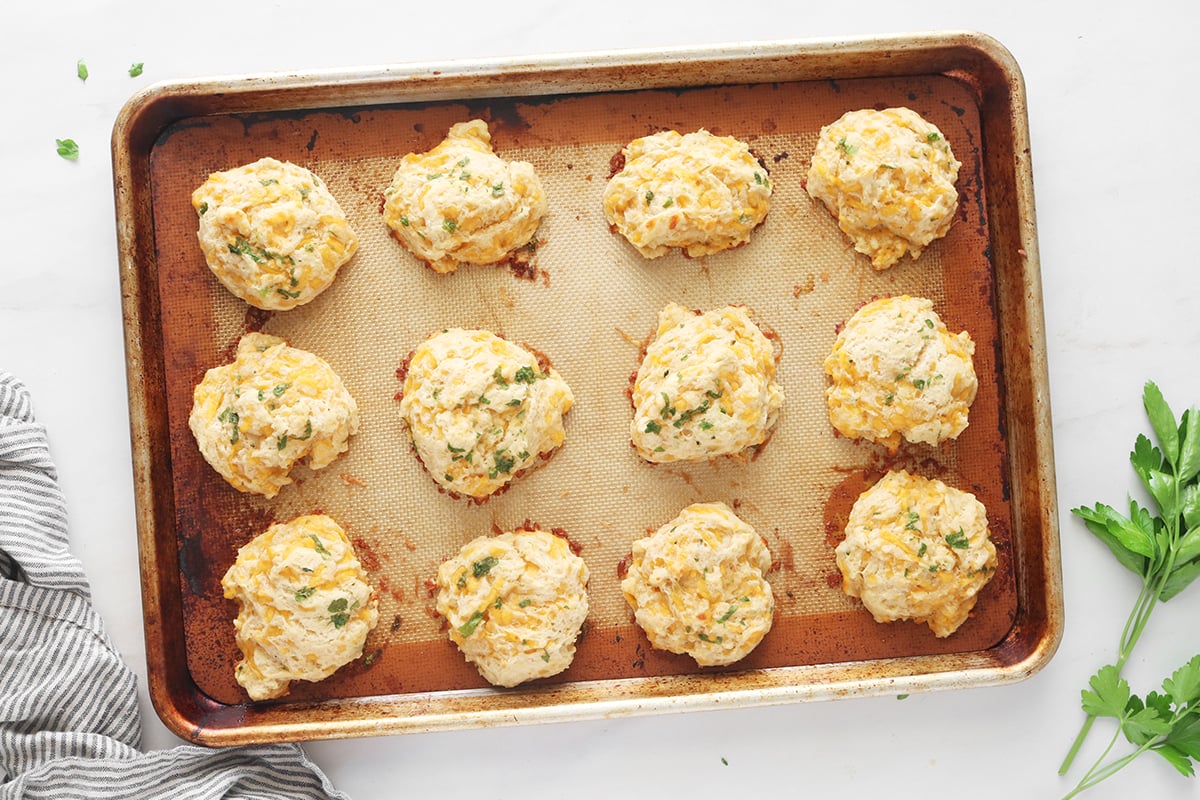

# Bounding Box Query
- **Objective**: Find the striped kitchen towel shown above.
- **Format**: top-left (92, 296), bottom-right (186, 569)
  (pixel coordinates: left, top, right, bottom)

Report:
top-left (0, 371), bottom-right (349, 799)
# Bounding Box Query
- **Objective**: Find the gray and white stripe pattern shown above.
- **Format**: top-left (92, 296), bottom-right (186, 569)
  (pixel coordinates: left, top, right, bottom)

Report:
top-left (0, 371), bottom-right (348, 799)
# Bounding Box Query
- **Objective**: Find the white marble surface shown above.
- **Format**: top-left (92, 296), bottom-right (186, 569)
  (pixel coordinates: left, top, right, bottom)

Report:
top-left (3, 1), bottom-right (1199, 798)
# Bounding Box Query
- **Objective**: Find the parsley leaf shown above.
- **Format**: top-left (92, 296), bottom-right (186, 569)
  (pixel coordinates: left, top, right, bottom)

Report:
top-left (56, 138), bottom-right (79, 160)
top-left (129, 62), bottom-right (144, 77)
top-left (76, 59), bottom-right (88, 81)
top-left (472, 556), bottom-right (499, 578)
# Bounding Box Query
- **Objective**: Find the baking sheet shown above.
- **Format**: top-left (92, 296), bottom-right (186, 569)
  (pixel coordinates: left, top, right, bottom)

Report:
top-left (114, 32), bottom-right (1061, 743)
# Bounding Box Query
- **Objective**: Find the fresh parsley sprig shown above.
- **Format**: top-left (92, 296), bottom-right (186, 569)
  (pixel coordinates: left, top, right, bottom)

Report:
top-left (1062, 655), bottom-right (1200, 798)
top-left (1059, 381), bottom-right (1200, 789)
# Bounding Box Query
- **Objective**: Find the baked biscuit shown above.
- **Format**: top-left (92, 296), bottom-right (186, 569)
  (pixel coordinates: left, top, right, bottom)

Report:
top-left (621, 502), bottom-right (774, 666)
top-left (631, 303), bottom-right (783, 463)
top-left (382, 120), bottom-right (547, 274)
top-left (435, 526), bottom-right (589, 687)
top-left (807, 107), bottom-right (960, 269)
top-left (192, 157), bottom-right (358, 309)
top-left (221, 514), bottom-right (379, 701)
top-left (824, 295), bottom-right (976, 451)
top-left (603, 129), bottom-right (771, 258)
top-left (398, 329), bottom-right (573, 499)
top-left (835, 469), bottom-right (996, 637)
top-left (189, 332), bottom-right (359, 497)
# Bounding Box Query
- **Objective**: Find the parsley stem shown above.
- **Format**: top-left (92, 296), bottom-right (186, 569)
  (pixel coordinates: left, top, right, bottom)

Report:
top-left (1059, 469), bottom-right (1183, 777)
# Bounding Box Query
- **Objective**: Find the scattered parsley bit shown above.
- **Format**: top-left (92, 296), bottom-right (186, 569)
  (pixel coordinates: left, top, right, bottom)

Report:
top-left (493, 367), bottom-right (509, 388)
top-left (76, 59), bottom-right (88, 81)
top-left (328, 598), bottom-right (350, 628)
top-left (362, 649), bottom-right (380, 667)
top-left (448, 444), bottom-right (466, 453)
top-left (444, 473), bottom-right (454, 482)
top-left (506, 398), bottom-right (522, 407)
top-left (491, 182), bottom-right (504, 197)
top-left (455, 157), bottom-right (470, 168)
top-left (277, 434), bottom-right (288, 450)
top-left (645, 420), bottom-right (662, 434)
top-left (458, 610), bottom-right (486, 637)
top-left (541, 650), bottom-right (551, 663)
top-left (260, 178), bottom-right (278, 187)
top-left (294, 587), bottom-right (315, 602)
top-left (699, 420), bottom-right (714, 431)
top-left (660, 392), bottom-right (676, 419)
top-left (492, 452), bottom-right (516, 475)
top-left (129, 62), bottom-right (144, 77)
top-left (514, 366), bottom-right (539, 384)
top-left (663, 197), bottom-right (675, 208)
top-left (904, 512), bottom-right (921, 531)
top-left (836, 137), bottom-right (857, 156)
top-left (442, 218), bottom-right (458, 233)
top-left (198, 201), bottom-right (208, 215)
top-left (478, 394), bottom-right (490, 405)
top-left (927, 132), bottom-right (941, 142)
top-left (912, 378), bottom-right (928, 390)
top-left (399, 215), bottom-right (410, 227)
top-left (945, 529), bottom-right (970, 549)
top-left (896, 694), bottom-right (910, 700)
top-left (310, 534), bottom-right (331, 555)
top-left (294, 419), bottom-right (312, 441)
top-left (55, 138), bottom-right (79, 160)
top-left (917, 542), bottom-right (928, 557)
top-left (883, 392), bottom-right (895, 405)
top-left (925, 318), bottom-right (935, 329)
top-left (644, 190), bottom-right (654, 206)
top-left (716, 604), bottom-right (738, 624)
top-left (753, 172), bottom-right (765, 185)
top-left (426, 173), bottom-right (443, 181)
top-left (273, 383), bottom-right (290, 397)
top-left (721, 757), bottom-right (729, 766)
top-left (472, 556), bottom-right (499, 578)
top-left (518, 598), bottom-right (532, 608)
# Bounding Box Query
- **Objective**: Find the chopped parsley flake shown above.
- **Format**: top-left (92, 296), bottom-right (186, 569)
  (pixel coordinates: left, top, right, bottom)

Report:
top-left (129, 62), bottom-right (144, 77)
top-left (514, 366), bottom-right (539, 384)
top-left (836, 137), bottom-right (858, 156)
top-left (56, 138), bottom-right (79, 160)
top-left (644, 190), bottom-right (654, 205)
top-left (493, 367), bottom-right (509, 388)
top-left (917, 542), bottom-right (928, 557)
top-left (662, 197), bottom-right (675, 208)
top-left (76, 59), bottom-right (88, 81)
top-left (491, 182), bottom-right (504, 197)
top-left (945, 529), bottom-right (971, 549)
top-left (645, 420), bottom-right (662, 434)
top-left (904, 512), bottom-right (921, 531)
top-left (399, 215), bottom-right (410, 227)
top-left (310, 535), bottom-right (331, 556)
top-left (717, 604), bottom-right (738, 623)
top-left (472, 556), bottom-right (499, 578)
top-left (277, 434), bottom-right (288, 450)
top-left (458, 611), bottom-right (485, 637)
top-left (927, 132), bottom-right (941, 142)
top-left (197, 201), bottom-right (208, 215)
top-left (518, 599), bottom-right (532, 608)
top-left (442, 218), bottom-right (458, 233)
top-left (294, 587), bottom-right (315, 602)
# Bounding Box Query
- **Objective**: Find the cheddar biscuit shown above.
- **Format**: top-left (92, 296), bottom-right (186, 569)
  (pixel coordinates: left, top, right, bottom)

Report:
top-left (631, 303), bottom-right (783, 462)
top-left (189, 333), bottom-right (359, 497)
top-left (397, 329), bottom-right (574, 499)
top-left (221, 514), bottom-right (379, 701)
top-left (435, 526), bottom-right (589, 687)
top-left (824, 295), bottom-right (976, 451)
top-left (382, 120), bottom-right (547, 273)
top-left (807, 107), bottom-right (960, 269)
top-left (192, 157), bottom-right (358, 309)
top-left (835, 470), bottom-right (996, 637)
top-left (603, 129), bottom-right (771, 258)
top-left (621, 502), bottom-right (774, 666)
